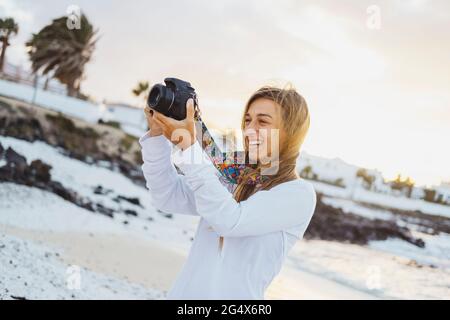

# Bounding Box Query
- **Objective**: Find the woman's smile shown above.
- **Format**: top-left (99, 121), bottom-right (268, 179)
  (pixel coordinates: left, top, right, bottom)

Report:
top-left (248, 139), bottom-right (263, 146)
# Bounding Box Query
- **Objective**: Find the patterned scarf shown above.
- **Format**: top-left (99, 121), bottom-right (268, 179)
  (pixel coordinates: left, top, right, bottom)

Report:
top-left (195, 114), bottom-right (269, 193)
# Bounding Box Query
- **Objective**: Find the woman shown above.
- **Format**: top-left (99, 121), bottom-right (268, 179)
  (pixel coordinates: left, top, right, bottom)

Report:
top-left (139, 86), bottom-right (316, 299)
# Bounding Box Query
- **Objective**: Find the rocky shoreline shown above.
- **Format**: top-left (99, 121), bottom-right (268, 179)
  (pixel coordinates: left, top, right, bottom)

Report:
top-left (0, 97), bottom-right (145, 186)
top-left (1, 96), bottom-right (447, 248)
top-left (0, 141), bottom-right (141, 220)
top-left (305, 194), bottom-right (426, 247)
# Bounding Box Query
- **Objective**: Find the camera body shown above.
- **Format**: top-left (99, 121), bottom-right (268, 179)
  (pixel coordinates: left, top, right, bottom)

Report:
top-left (147, 77), bottom-right (197, 120)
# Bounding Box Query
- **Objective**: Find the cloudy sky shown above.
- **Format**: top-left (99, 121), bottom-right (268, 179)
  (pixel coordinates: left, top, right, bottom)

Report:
top-left (1, 0), bottom-right (449, 187)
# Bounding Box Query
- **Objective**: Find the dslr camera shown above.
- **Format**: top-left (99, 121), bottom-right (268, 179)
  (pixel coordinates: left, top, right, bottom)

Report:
top-left (147, 77), bottom-right (197, 121)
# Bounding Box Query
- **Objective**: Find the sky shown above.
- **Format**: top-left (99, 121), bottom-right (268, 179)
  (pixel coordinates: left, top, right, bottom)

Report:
top-left (1, 0), bottom-right (449, 187)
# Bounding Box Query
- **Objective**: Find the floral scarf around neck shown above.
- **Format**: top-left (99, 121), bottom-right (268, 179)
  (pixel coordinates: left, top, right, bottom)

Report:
top-left (194, 113), bottom-right (269, 193)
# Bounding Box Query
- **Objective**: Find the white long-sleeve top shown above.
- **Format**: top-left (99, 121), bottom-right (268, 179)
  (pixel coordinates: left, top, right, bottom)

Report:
top-left (139, 131), bottom-right (317, 300)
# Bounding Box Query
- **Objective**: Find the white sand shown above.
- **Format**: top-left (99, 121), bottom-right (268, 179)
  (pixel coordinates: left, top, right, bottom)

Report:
top-left (267, 265), bottom-right (377, 300)
top-left (1, 224), bottom-right (375, 300)
top-left (1, 225), bottom-right (183, 293)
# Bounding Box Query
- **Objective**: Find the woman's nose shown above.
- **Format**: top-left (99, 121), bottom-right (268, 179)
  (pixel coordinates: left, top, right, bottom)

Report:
top-left (245, 120), bottom-right (259, 132)
top-left (244, 128), bottom-right (258, 140)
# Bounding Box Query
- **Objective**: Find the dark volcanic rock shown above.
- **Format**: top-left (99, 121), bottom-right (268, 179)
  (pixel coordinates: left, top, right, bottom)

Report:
top-left (47, 181), bottom-right (96, 212)
top-left (304, 194), bottom-right (425, 248)
top-left (29, 160), bottom-right (51, 184)
top-left (48, 181), bottom-right (77, 202)
top-left (5, 147), bottom-right (27, 173)
top-left (0, 149), bottom-right (55, 188)
top-left (0, 148), bottom-right (27, 181)
top-left (116, 195), bottom-right (142, 207)
top-left (123, 209), bottom-right (138, 216)
top-left (93, 185), bottom-right (113, 195)
top-left (0, 116), bottom-right (44, 142)
top-left (44, 113), bottom-right (102, 161)
top-left (0, 100), bottom-right (147, 187)
top-left (0, 141), bottom-right (4, 158)
top-left (0, 147), bottom-right (101, 214)
top-left (117, 161), bottom-right (145, 186)
top-left (95, 204), bottom-right (114, 218)
top-left (355, 201), bottom-right (450, 236)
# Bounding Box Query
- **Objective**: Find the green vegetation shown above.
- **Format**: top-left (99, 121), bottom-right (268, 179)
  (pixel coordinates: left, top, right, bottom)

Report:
top-left (0, 17), bottom-right (19, 73)
top-left (120, 134), bottom-right (135, 151)
top-left (356, 168), bottom-right (376, 191)
top-left (390, 174), bottom-right (414, 198)
top-left (26, 14), bottom-right (97, 97)
top-left (98, 119), bottom-right (121, 129)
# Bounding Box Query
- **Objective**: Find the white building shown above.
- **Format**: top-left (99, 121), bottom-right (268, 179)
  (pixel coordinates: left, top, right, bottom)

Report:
top-left (101, 102), bottom-right (148, 137)
top-left (410, 186), bottom-right (426, 200)
top-left (296, 151), bottom-right (385, 191)
top-left (433, 181), bottom-right (450, 204)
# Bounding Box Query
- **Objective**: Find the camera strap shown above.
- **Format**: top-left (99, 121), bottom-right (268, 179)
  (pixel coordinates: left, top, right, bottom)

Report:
top-left (193, 108), bottom-right (269, 191)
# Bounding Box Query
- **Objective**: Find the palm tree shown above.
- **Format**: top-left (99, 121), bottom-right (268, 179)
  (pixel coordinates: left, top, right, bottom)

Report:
top-left (300, 165), bottom-right (314, 180)
top-left (26, 14), bottom-right (97, 97)
top-left (133, 81), bottom-right (150, 129)
top-left (132, 81), bottom-right (151, 109)
top-left (132, 81), bottom-right (150, 100)
top-left (0, 17), bottom-right (19, 73)
top-left (356, 168), bottom-right (375, 190)
top-left (390, 174), bottom-right (415, 197)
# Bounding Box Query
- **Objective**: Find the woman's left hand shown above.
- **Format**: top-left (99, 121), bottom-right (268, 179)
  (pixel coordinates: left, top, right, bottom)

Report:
top-left (152, 98), bottom-right (196, 151)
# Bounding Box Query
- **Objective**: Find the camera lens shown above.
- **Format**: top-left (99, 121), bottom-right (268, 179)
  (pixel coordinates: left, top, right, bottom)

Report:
top-left (147, 84), bottom-right (175, 115)
top-left (148, 85), bottom-right (163, 107)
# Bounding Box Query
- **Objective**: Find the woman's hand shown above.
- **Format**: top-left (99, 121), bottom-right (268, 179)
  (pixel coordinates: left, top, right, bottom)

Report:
top-left (144, 106), bottom-right (164, 137)
top-left (152, 98), bottom-right (196, 151)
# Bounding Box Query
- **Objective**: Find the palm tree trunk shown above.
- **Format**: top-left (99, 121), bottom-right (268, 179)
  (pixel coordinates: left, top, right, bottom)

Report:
top-left (75, 82), bottom-right (81, 98)
top-left (43, 77), bottom-right (49, 91)
top-left (67, 86), bottom-right (76, 97)
top-left (0, 38), bottom-right (8, 73)
top-left (66, 77), bottom-right (78, 97)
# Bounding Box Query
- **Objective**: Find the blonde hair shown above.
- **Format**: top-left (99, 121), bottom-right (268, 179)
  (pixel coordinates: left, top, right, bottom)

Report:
top-left (217, 85), bottom-right (311, 251)
top-left (233, 85), bottom-right (311, 203)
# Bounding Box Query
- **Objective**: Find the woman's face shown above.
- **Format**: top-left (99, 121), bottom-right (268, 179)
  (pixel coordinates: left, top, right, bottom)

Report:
top-left (244, 98), bottom-right (285, 164)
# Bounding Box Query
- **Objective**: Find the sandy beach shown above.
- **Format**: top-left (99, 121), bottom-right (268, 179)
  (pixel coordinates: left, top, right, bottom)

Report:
top-left (1, 223), bottom-right (376, 300)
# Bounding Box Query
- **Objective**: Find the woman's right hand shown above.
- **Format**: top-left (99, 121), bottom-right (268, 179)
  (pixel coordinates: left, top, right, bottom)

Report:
top-left (144, 107), bottom-right (164, 136)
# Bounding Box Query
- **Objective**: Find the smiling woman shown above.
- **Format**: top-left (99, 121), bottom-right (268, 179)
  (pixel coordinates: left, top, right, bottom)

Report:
top-left (139, 84), bottom-right (316, 299)
top-left (234, 86), bottom-right (311, 202)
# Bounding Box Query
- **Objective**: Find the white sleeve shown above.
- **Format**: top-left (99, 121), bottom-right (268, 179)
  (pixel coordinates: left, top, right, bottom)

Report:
top-left (172, 140), bottom-right (317, 237)
top-left (139, 131), bottom-right (198, 216)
